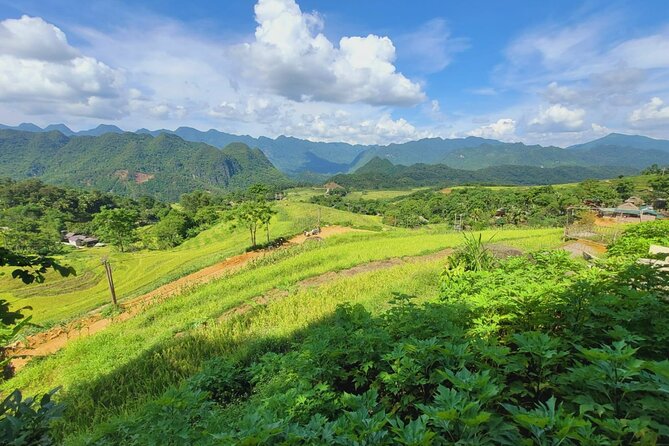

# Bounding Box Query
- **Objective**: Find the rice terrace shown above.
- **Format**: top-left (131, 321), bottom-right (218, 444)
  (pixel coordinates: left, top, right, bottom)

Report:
top-left (2, 0), bottom-right (669, 445)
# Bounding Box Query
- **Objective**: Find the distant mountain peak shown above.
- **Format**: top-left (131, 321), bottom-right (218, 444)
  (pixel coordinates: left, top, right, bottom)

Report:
top-left (17, 123), bottom-right (43, 131)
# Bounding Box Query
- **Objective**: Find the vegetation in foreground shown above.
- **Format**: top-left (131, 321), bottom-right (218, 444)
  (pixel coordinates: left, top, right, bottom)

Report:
top-left (2, 226), bottom-right (561, 444)
top-left (72, 222), bottom-right (669, 445)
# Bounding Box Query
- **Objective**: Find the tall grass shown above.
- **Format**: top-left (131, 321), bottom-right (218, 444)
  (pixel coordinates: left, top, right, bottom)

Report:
top-left (0, 201), bottom-right (384, 324)
top-left (2, 227), bottom-right (562, 440)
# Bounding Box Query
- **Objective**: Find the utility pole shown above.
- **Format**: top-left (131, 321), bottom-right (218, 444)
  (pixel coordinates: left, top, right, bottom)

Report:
top-left (317, 207), bottom-right (321, 231)
top-left (101, 258), bottom-right (117, 306)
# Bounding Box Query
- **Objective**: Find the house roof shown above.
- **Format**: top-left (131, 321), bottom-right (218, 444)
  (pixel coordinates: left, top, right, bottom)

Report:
top-left (617, 202), bottom-right (639, 211)
top-left (599, 207), bottom-right (663, 217)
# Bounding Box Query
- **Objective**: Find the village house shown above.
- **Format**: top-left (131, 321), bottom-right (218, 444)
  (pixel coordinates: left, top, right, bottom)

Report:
top-left (62, 231), bottom-right (100, 248)
top-left (597, 198), bottom-right (664, 223)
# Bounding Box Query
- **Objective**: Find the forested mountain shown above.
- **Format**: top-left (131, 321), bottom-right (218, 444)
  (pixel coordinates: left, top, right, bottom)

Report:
top-left (141, 128), bottom-right (368, 175)
top-left (3, 123), bottom-right (669, 176)
top-left (438, 142), bottom-right (669, 170)
top-left (330, 157), bottom-right (638, 189)
top-left (567, 133), bottom-right (669, 152)
top-left (0, 130), bottom-right (288, 201)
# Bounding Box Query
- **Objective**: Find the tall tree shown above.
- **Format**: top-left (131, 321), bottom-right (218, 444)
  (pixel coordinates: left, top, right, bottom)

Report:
top-left (92, 207), bottom-right (138, 252)
top-left (233, 201), bottom-right (262, 246)
top-left (232, 185), bottom-right (276, 246)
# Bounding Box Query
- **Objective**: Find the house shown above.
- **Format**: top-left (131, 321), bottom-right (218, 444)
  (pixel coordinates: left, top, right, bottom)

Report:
top-left (617, 201), bottom-right (639, 212)
top-left (63, 232), bottom-right (99, 248)
top-left (624, 196), bottom-right (644, 207)
top-left (598, 204), bottom-right (662, 222)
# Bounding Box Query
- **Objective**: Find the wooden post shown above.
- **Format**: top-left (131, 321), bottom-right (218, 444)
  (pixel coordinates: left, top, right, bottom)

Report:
top-left (317, 207), bottom-right (321, 231)
top-left (102, 258), bottom-right (118, 306)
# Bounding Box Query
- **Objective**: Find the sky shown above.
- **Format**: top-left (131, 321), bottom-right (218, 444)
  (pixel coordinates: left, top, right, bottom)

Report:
top-left (0, 0), bottom-right (668, 147)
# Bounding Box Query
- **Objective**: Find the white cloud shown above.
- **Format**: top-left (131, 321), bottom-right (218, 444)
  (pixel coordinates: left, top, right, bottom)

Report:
top-left (234, 0), bottom-right (425, 106)
top-left (612, 31), bottom-right (669, 70)
top-left (467, 118), bottom-right (517, 140)
top-left (528, 104), bottom-right (586, 132)
top-left (0, 15), bottom-right (78, 62)
top-left (395, 18), bottom-right (469, 74)
top-left (629, 97), bottom-right (669, 125)
top-left (0, 16), bottom-right (127, 119)
top-left (543, 82), bottom-right (580, 104)
top-left (285, 111), bottom-right (430, 145)
top-left (495, 15), bottom-right (669, 142)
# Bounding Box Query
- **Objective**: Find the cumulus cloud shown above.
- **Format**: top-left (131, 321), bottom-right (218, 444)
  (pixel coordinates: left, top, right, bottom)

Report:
top-left (629, 97), bottom-right (669, 126)
top-left (528, 104), bottom-right (586, 132)
top-left (234, 0), bottom-right (425, 106)
top-left (495, 15), bottom-right (669, 143)
top-left (467, 118), bottom-right (517, 140)
top-left (0, 16), bottom-right (127, 118)
top-left (285, 110), bottom-right (430, 145)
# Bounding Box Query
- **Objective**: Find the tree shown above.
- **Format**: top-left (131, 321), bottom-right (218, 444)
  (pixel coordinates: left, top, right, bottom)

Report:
top-left (650, 175), bottom-right (669, 198)
top-left (232, 187), bottom-right (276, 247)
top-left (147, 211), bottom-right (192, 249)
top-left (615, 178), bottom-right (634, 200)
top-left (92, 207), bottom-right (138, 252)
top-left (0, 205), bottom-right (63, 256)
top-left (258, 201), bottom-right (277, 244)
top-left (233, 201), bottom-right (263, 246)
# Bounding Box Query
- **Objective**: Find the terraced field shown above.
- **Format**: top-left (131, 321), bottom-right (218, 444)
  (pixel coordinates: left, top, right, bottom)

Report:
top-left (2, 222), bottom-right (562, 443)
top-left (0, 201), bottom-right (383, 325)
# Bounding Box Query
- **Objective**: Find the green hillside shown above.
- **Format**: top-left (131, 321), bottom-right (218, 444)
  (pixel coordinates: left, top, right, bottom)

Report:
top-left (331, 157), bottom-right (637, 189)
top-left (6, 124), bottom-right (669, 175)
top-left (0, 130), bottom-right (288, 201)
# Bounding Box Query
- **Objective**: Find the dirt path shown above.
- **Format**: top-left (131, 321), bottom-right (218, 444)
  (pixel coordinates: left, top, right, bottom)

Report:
top-left (9, 226), bottom-right (359, 372)
top-left (562, 239), bottom-right (607, 259)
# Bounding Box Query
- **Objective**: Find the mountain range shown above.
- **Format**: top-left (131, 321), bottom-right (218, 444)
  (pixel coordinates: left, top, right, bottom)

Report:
top-left (330, 157), bottom-right (639, 190)
top-left (2, 123), bottom-right (668, 178)
top-left (0, 129), bottom-right (287, 201)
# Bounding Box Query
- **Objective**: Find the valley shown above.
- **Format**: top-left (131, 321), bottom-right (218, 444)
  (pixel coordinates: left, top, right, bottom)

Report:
top-left (2, 2), bottom-right (669, 442)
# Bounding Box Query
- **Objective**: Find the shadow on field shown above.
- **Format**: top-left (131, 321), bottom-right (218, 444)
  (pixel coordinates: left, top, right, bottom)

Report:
top-left (57, 304), bottom-right (354, 435)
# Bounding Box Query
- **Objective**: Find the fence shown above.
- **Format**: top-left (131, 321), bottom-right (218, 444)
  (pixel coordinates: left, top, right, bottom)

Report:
top-left (564, 223), bottom-right (621, 244)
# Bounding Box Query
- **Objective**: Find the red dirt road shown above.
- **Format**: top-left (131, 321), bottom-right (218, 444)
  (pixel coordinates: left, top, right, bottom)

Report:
top-left (9, 226), bottom-right (358, 371)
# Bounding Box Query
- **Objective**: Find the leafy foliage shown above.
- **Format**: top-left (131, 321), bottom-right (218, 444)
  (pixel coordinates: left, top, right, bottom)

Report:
top-left (607, 220), bottom-right (669, 257)
top-left (84, 235), bottom-right (669, 445)
top-left (91, 208), bottom-right (139, 252)
top-left (0, 388), bottom-right (64, 446)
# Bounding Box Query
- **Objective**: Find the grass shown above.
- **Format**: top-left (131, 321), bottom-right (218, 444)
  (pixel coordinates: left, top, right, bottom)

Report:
top-left (442, 174), bottom-right (659, 194)
top-left (284, 186), bottom-right (428, 202)
top-left (2, 225), bottom-right (563, 441)
top-left (0, 201), bottom-right (384, 325)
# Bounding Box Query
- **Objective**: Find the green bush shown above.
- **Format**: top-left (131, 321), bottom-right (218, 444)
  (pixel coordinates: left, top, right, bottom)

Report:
top-left (608, 220), bottom-right (669, 257)
top-left (0, 388), bottom-right (63, 446)
top-left (85, 248), bottom-right (669, 444)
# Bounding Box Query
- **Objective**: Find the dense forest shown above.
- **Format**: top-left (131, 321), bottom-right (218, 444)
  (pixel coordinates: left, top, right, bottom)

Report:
top-left (329, 157), bottom-right (638, 190)
top-left (0, 130), bottom-right (290, 201)
top-left (311, 175), bottom-right (665, 229)
top-left (0, 179), bottom-right (253, 256)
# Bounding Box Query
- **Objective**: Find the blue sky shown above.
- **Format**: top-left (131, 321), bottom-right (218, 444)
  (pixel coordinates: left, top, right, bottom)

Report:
top-left (1, 0), bottom-right (668, 146)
